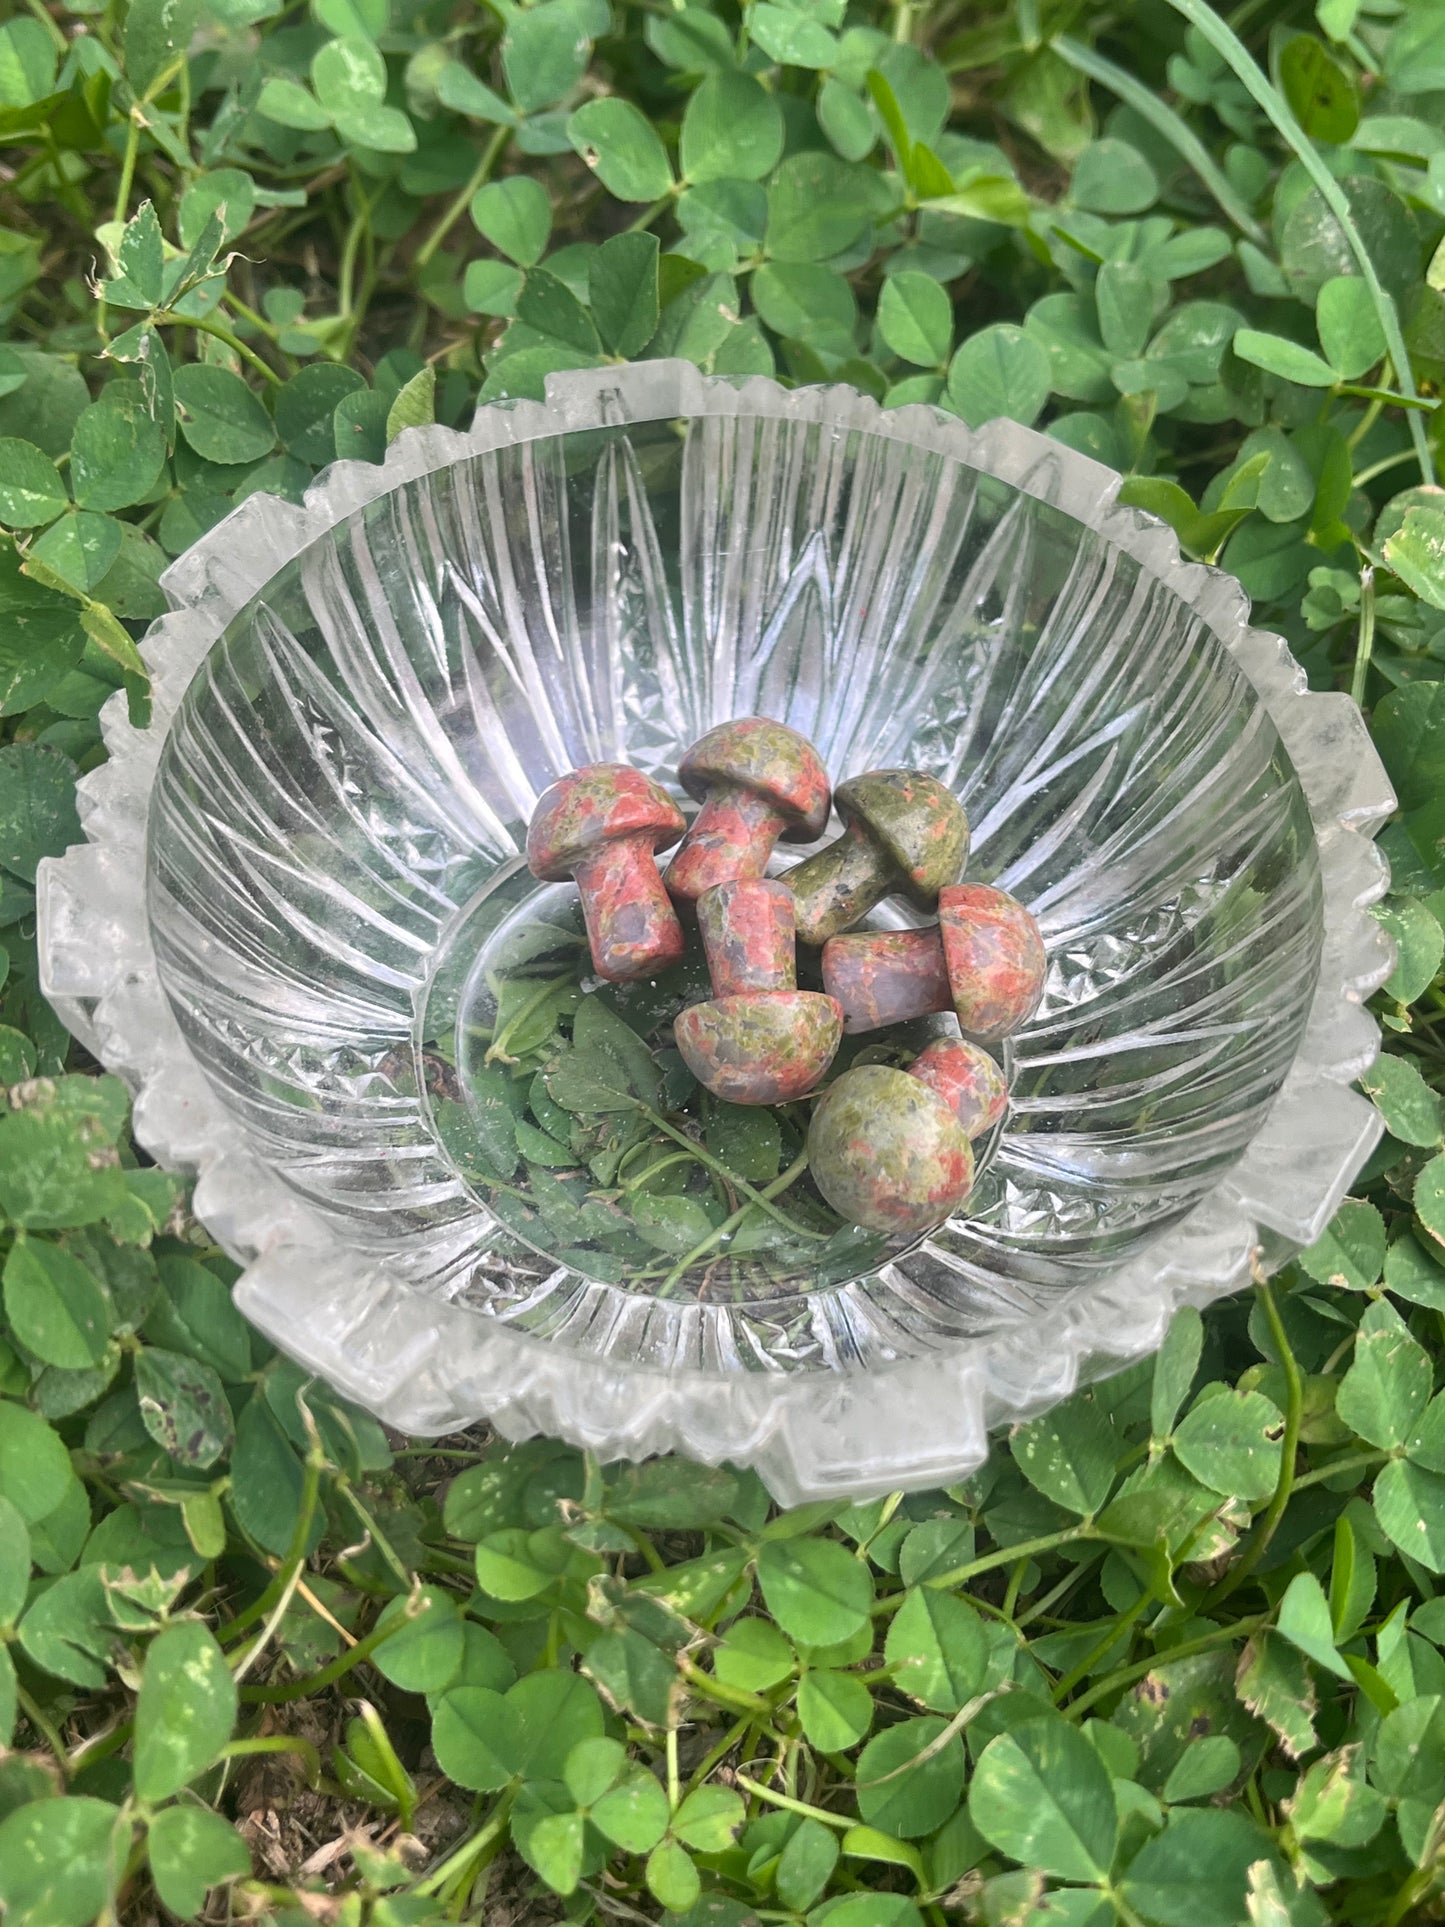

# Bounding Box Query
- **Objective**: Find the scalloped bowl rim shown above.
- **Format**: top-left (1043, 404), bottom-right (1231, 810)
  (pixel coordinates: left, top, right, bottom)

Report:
top-left (36, 361), bottom-right (1396, 1503)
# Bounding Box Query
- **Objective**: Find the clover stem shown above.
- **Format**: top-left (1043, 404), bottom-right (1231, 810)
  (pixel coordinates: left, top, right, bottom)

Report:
top-left (1110, 1895), bottom-right (1152, 1927)
top-left (113, 111), bottom-right (141, 223)
top-left (477, 1171), bottom-right (542, 1203)
top-left (415, 123), bottom-right (510, 270)
top-left (66, 1719), bottom-right (134, 1775)
top-left (678, 1658), bottom-right (773, 1716)
top-left (1017, 1547), bottom-right (1108, 1630)
top-left (625, 1527), bottom-right (666, 1574)
top-left (622, 1150), bottom-right (700, 1193)
top-left (1291, 1446), bottom-right (1390, 1491)
top-left (1205, 1272), bottom-right (1303, 1608)
top-left (640, 1107), bottom-right (825, 1239)
top-left (223, 289), bottom-right (283, 343)
top-left (685, 1714), bottom-right (753, 1796)
top-left (1060, 1613), bottom-right (1268, 1721)
top-left (1049, 1586), bottom-right (1154, 1703)
top-left (416, 1793), bottom-right (515, 1896)
top-left (1384, 1866), bottom-right (1436, 1927)
top-left (1001, 1555), bottom-right (1030, 1619)
top-left (1347, 397), bottom-right (1384, 450)
top-left (229, 1549), bottom-right (308, 1686)
top-left (871, 1524), bottom-right (1093, 1608)
top-left (222, 1733), bottom-right (322, 1787)
top-left (1350, 564), bottom-right (1377, 709)
top-left (338, 198), bottom-right (365, 318)
top-left (485, 968), bottom-right (575, 1062)
top-left (238, 1605), bottom-right (400, 1704)
top-left (333, 1476), bottom-right (413, 1588)
top-left (1353, 447), bottom-right (1418, 489)
top-left (623, 188), bottom-right (678, 235)
top-left (176, 50), bottom-right (191, 148)
top-left (219, 1437), bottom-right (326, 1648)
top-left (15, 1684), bottom-right (68, 1772)
top-left (735, 1774), bottom-right (852, 1830)
top-left (22, 0), bottom-right (67, 49)
top-left (155, 309), bottom-right (283, 384)
top-left (654, 1151), bottom-right (813, 1293)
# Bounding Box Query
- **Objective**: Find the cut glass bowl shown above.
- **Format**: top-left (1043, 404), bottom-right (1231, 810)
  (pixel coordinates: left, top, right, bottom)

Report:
top-left (37, 362), bottom-right (1395, 1503)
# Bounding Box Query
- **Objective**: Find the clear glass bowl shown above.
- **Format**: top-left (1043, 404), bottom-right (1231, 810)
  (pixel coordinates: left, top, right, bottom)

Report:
top-left (37, 363), bottom-right (1395, 1502)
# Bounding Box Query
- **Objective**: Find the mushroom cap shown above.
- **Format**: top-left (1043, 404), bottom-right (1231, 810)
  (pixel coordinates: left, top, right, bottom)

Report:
top-left (673, 991), bottom-right (841, 1104)
top-left (938, 883), bottom-right (1046, 1038)
top-left (908, 1037), bottom-right (1008, 1140)
top-left (807, 1064), bottom-right (974, 1236)
top-left (527, 763), bottom-right (685, 880)
top-left (834, 770), bottom-right (969, 906)
top-left (677, 718), bottom-right (830, 842)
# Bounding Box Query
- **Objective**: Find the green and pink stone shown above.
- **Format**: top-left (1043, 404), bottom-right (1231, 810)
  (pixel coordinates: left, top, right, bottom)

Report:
top-left (666, 717), bottom-right (830, 902)
top-left (909, 1035), bottom-right (1010, 1139)
top-left (822, 883), bottom-right (1046, 1039)
top-left (525, 743), bottom-right (1029, 1237)
top-left (783, 768), bottom-right (970, 946)
top-left (806, 1037), bottom-right (1006, 1236)
top-left (673, 876), bottom-right (842, 1105)
top-left (526, 763), bottom-right (686, 983)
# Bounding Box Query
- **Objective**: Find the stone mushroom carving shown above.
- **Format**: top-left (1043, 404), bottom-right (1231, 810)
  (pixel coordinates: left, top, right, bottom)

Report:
top-left (822, 883), bottom-right (1045, 1039)
top-left (665, 717), bottom-right (830, 902)
top-left (527, 764), bottom-right (686, 983)
top-left (805, 1037), bottom-right (1004, 1237)
top-left (806, 1062), bottom-right (975, 1236)
top-left (673, 877), bottom-right (842, 1104)
top-left (907, 1037), bottom-right (1009, 1140)
top-left (783, 769), bottom-right (969, 946)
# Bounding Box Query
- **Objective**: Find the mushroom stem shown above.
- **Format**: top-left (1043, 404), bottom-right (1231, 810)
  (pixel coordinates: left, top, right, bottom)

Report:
top-left (821, 885), bottom-right (1046, 1038)
top-left (697, 877), bottom-right (796, 997)
top-left (679, 878), bottom-right (839, 1103)
top-left (822, 926), bottom-right (950, 1032)
top-left (573, 836), bottom-right (686, 983)
top-left (667, 788), bottom-right (789, 901)
top-left (784, 825), bottom-right (889, 946)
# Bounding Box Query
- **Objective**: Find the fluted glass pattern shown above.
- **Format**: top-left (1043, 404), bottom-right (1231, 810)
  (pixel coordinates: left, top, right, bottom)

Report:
top-left (38, 365), bottom-right (1395, 1500)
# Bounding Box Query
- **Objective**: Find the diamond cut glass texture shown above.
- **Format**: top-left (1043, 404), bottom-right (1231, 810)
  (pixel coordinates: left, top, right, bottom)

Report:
top-left (37, 364), bottom-right (1395, 1501)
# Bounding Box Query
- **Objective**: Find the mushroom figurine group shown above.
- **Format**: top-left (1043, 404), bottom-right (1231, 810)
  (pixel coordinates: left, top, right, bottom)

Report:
top-left (525, 717), bottom-right (1046, 1241)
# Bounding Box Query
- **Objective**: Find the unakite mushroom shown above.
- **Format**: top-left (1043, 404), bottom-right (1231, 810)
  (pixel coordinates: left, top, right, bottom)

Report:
top-left (806, 1063), bottom-right (974, 1235)
top-left (527, 764), bottom-right (686, 983)
top-left (783, 769), bottom-right (969, 946)
top-left (666, 717), bottom-right (830, 901)
top-left (907, 1037), bottom-right (1008, 1140)
top-left (673, 877), bottom-right (841, 1104)
top-left (822, 884), bottom-right (1045, 1038)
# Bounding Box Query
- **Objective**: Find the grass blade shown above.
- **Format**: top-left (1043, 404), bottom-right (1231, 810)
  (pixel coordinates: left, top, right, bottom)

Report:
top-left (1053, 33), bottom-right (1268, 247)
top-left (1155, 0), bottom-right (1432, 486)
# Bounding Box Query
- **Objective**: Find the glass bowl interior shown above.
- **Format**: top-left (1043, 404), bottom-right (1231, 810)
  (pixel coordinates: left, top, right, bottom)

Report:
top-left (145, 393), bottom-right (1324, 1377)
